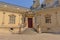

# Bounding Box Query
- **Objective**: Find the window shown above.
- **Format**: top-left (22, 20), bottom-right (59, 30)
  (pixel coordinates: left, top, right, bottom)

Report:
top-left (41, 4), bottom-right (46, 8)
top-left (45, 15), bottom-right (51, 23)
top-left (9, 15), bottom-right (16, 24)
top-left (54, 0), bottom-right (59, 6)
top-left (33, 1), bottom-right (36, 3)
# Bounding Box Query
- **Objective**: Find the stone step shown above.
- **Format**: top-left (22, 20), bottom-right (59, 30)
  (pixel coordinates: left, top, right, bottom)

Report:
top-left (22, 28), bottom-right (37, 34)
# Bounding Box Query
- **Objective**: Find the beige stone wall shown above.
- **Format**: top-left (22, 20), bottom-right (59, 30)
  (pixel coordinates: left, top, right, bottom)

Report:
top-left (0, 11), bottom-right (23, 33)
top-left (0, 11), bottom-right (22, 27)
top-left (37, 7), bottom-right (60, 33)
top-left (0, 11), bottom-right (3, 26)
top-left (44, 0), bottom-right (55, 5)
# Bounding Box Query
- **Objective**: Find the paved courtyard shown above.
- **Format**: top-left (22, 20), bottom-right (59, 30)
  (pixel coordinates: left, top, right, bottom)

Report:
top-left (0, 28), bottom-right (60, 40)
top-left (0, 33), bottom-right (60, 40)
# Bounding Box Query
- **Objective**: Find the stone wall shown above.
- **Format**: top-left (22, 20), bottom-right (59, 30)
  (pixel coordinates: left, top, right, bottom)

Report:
top-left (37, 7), bottom-right (60, 33)
top-left (0, 11), bottom-right (23, 33)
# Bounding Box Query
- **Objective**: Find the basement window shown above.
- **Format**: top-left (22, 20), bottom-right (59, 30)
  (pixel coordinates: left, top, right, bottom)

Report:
top-left (10, 28), bottom-right (14, 30)
top-left (47, 28), bottom-right (50, 30)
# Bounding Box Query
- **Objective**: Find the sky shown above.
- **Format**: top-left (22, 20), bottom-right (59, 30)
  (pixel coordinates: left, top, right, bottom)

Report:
top-left (0, 0), bottom-right (44, 8)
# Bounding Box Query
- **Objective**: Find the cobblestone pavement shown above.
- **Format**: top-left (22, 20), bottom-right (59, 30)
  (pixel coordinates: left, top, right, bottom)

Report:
top-left (0, 33), bottom-right (60, 40)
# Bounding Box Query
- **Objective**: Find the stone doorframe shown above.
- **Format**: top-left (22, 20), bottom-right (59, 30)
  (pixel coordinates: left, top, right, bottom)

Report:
top-left (25, 13), bottom-right (35, 28)
top-left (28, 18), bottom-right (33, 28)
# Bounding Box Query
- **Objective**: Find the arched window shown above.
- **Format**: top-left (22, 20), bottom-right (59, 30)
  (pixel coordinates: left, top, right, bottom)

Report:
top-left (45, 14), bottom-right (51, 23)
top-left (9, 15), bottom-right (16, 24)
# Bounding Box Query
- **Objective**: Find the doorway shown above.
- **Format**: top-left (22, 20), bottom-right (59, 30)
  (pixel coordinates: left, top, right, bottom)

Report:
top-left (28, 18), bottom-right (33, 28)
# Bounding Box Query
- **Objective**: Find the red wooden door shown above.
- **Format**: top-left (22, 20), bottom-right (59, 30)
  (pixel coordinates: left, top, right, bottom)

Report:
top-left (28, 18), bottom-right (33, 28)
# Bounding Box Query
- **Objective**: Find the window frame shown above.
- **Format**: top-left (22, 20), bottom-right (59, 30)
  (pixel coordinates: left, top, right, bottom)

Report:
top-left (45, 15), bottom-right (51, 24)
top-left (9, 15), bottom-right (16, 24)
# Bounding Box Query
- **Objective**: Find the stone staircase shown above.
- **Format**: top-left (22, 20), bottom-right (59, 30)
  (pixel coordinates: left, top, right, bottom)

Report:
top-left (22, 28), bottom-right (37, 34)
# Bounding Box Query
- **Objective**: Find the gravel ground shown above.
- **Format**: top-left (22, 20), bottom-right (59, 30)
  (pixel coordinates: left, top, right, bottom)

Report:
top-left (0, 33), bottom-right (60, 40)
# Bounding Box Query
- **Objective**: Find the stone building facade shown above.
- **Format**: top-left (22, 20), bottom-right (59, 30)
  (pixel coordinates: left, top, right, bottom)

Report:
top-left (0, 0), bottom-right (60, 34)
